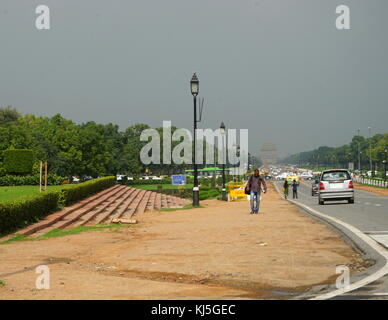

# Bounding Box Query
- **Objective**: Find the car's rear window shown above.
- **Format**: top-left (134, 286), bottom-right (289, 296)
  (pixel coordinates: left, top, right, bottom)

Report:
top-left (321, 171), bottom-right (351, 181)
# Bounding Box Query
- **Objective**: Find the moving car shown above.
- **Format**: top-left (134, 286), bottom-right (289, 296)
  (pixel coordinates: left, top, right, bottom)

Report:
top-left (300, 172), bottom-right (314, 180)
top-left (318, 169), bottom-right (354, 205)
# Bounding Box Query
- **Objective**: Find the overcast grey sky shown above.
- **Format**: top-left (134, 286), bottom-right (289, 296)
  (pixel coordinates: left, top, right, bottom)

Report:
top-left (0, 0), bottom-right (387, 157)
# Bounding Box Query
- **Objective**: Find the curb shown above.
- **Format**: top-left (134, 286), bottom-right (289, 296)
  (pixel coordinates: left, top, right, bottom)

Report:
top-left (272, 181), bottom-right (388, 300)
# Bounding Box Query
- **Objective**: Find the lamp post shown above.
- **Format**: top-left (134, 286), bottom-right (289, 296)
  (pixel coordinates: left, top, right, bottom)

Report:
top-left (235, 145), bottom-right (241, 181)
top-left (368, 127), bottom-right (373, 177)
top-left (357, 129), bottom-right (361, 173)
top-left (190, 73), bottom-right (200, 206)
top-left (384, 148), bottom-right (387, 183)
top-left (220, 122), bottom-right (227, 201)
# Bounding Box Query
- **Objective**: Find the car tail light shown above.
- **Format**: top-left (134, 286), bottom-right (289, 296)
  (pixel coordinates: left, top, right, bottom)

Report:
top-left (319, 182), bottom-right (325, 190)
top-left (349, 181), bottom-right (354, 189)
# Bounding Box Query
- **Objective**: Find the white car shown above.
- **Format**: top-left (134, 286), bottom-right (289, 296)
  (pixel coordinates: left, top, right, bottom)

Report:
top-left (300, 172), bottom-right (313, 180)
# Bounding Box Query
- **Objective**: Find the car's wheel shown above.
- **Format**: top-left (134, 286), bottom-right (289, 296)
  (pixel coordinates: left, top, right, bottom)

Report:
top-left (348, 198), bottom-right (354, 204)
top-left (319, 198), bottom-right (324, 205)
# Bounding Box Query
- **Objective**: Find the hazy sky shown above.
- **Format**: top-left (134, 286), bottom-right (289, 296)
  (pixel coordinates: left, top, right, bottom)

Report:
top-left (0, 0), bottom-right (387, 157)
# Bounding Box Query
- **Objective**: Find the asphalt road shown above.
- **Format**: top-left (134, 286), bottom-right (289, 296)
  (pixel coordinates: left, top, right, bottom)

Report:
top-left (275, 180), bottom-right (388, 299)
top-left (284, 181), bottom-right (388, 232)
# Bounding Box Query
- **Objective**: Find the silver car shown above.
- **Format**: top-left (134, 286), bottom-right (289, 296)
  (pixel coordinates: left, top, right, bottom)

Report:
top-left (318, 169), bottom-right (354, 205)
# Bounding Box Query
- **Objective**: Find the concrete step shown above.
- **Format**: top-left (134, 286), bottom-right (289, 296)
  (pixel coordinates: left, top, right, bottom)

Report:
top-left (17, 185), bottom-right (124, 236)
top-left (67, 186), bottom-right (131, 228)
top-left (94, 187), bottom-right (141, 223)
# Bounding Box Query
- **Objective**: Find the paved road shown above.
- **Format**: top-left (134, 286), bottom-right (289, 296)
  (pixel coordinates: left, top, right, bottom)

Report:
top-left (275, 180), bottom-right (388, 299)
top-left (292, 181), bottom-right (388, 233)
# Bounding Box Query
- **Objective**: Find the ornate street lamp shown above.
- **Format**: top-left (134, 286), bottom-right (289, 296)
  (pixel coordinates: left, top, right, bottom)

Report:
top-left (190, 73), bottom-right (200, 206)
top-left (220, 122), bottom-right (227, 201)
top-left (384, 148), bottom-right (388, 183)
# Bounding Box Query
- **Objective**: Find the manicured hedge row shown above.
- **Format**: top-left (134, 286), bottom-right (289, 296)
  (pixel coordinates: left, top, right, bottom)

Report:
top-left (146, 185), bottom-right (221, 200)
top-left (0, 191), bottom-right (60, 235)
top-left (0, 176), bottom-right (116, 236)
top-left (60, 176), bottom-right (116, 206)
top-left (125, 179), bottom-right (171, 186)
top-left (0, 174), bottom-right (66, 186)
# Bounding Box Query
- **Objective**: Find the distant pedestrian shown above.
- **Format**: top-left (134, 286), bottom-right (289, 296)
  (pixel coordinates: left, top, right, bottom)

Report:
top-left (292, 179), bottom-right (298, 199)
top-left (283, 179), bottom-right (289, 199)
top-left (247, 169), bottom-right (267, 214)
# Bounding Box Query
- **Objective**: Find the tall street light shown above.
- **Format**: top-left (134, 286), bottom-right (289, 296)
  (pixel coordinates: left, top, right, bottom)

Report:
top-left (357, 128), bottom-right (361, 173)
top-left (384, 148), bottom-right (387, 183)
top-left (220, 122), bottom-right (227, 201)
top-left (190, 73), bottom-right (200, 206)
top-left (368, 127), bottom-right (373, 177)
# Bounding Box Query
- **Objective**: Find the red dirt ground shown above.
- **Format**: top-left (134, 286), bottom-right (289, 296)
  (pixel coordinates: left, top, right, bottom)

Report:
top-left (0, 183), bottom-right (365, 299)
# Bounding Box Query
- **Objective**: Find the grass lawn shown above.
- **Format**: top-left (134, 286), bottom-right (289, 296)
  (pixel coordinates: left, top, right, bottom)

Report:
top-left (1, 224), bottom-right (127, 244)
top-left (0, 185), bottom-right (73, 203)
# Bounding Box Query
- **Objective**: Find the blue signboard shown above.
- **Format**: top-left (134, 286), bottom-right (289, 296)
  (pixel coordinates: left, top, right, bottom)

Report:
top-left (171, 175), bottom-right (186, 186)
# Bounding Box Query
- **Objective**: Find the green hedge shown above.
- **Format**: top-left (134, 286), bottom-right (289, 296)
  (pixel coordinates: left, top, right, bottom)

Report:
top-left (126, 179), bottom-right (171, 186)
top-left (0, 176), bottom-right (116, 236)
top-left (144, 185), bottom-right (221, 200)
top-left (3, 149), bottom-right (33, 174)
top-left (0, 191), bottom-right (60, 235)
top-left (60, 176), bottom-right (116, 206)
top-left (0, 174), bottom-right (66, 186)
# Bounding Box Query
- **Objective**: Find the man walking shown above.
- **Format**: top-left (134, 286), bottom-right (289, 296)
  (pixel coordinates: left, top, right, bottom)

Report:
top-left (247, 169), bottom-right (267, 214)
top-left (292, 179), bottom-right (298, 199)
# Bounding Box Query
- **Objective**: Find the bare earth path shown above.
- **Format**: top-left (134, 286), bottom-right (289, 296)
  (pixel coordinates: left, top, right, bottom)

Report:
top-left (0, 183), bottom-right (365, 299)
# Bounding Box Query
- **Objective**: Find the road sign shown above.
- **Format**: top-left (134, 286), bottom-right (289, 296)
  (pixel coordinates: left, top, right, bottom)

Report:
top-left (228, 183), bottom-right (246, 201)
top-left (348, 162), bottom-right (354, 171)
top-left (171, 175), bottom-right (186, 186)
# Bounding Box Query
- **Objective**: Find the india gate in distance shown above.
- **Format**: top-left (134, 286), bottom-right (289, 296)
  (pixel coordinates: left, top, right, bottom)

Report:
top-left (259, 142), bottom-right (278, 165)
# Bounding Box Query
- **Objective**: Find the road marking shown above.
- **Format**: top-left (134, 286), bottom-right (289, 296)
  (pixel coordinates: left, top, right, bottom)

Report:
top-left (364, 202), bottom-right (371, 205)
top-left (273, 181), bottom-right (388, 300)
top-left (375, 204), bottom-right (382, 207)
top-left (357, 292), bottom-right (388, 296)
top-left (368, 235), bottom-right (388, 249)
top-left (364, 231), bottom-right (388, 235)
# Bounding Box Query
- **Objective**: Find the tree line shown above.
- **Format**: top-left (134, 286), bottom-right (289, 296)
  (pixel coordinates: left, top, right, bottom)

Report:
top-left (282, 133), bottom-right (388, 171)
top-left (0, 106), bottom-right (195, 178)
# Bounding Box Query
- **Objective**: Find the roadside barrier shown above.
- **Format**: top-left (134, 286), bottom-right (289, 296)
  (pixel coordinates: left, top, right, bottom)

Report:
top-left (354, 177), bottom-right (388, 188)
top-left (228, 182), bottom-right (246, 201)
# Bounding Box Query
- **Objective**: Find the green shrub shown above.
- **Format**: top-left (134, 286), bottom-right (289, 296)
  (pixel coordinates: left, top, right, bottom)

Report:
top-left (145, 184), bottom-right (220, 200)
top-left (0, 165), bottom-right (6, 177)
top-left (3, 149), bottom-right (33, 174)
top-left (0, 191), bottom-right (60, 235)
top-left (199, 189), bottom-right (221, 200)
top-left (0, 176), bottom-right (116, 236)
top-left (0, 174), bottom-right (66, 186)
top-left (126, 179), bottom-right (170, 186)
top-left (59, 176), bottom-right (115, 206)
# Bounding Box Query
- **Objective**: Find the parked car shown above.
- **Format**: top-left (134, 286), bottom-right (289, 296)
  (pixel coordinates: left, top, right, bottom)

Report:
top-left (318, 170), bottom-right (354, 205)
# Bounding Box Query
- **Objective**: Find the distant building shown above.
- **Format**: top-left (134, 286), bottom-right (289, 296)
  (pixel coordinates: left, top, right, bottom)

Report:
top-left (260, 142), bottom-right (278, 165)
